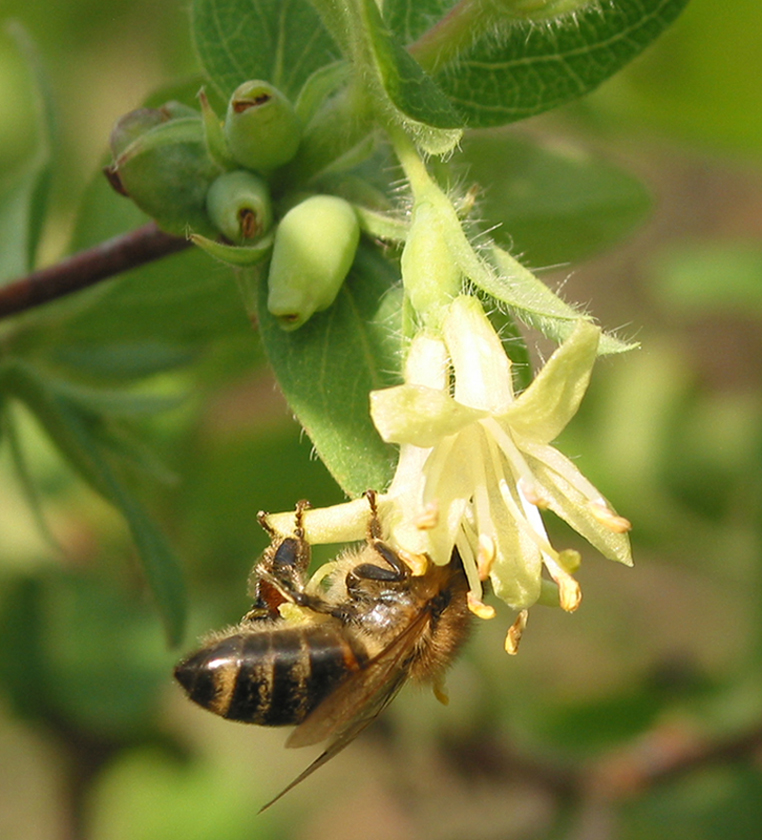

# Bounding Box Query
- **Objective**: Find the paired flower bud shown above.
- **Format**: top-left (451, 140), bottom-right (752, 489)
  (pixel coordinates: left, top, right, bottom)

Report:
top-left (225, 80), bottom-right (302, 172)
top-left (206, 170), bottom-right (273, 243)
top-left (106, 104), bottom-right (220, 237)
top-left (267, 195), bottom-right (360, 330)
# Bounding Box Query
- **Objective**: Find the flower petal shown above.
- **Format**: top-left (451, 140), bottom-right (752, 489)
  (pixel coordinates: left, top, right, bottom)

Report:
top-left (503, 320), bottom-right (600, 444)
top-left (371, 384), bottom-right (485, 447)
top-left (443, 296), bottom-right (514, 413)
top-left (422, 426), bottom-right (481, 566)
top-left (521, 442), bottom-right (633, 566)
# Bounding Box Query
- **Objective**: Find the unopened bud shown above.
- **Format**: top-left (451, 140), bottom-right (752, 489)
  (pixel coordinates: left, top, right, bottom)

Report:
top-left (206, 170), bottom-right (273, 243)
top-left (267, 195), bottom-right (360, 330)
top-left (401, 200), bottom-right (460, 324)
top-left (225, 80), bottom-right (301, 172)
top-left (106, 106), bottom-right (219, 237)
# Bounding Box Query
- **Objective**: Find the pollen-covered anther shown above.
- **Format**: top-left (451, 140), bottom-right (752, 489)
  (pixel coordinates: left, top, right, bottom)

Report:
top-left (504, 610), bottom-right (528, 655)
top-left (414, 500), bottom-right (440, 530)
top-left (553, 569), bottom-right (582, 612)
top-left (518, 477), bottom-right (551, 510)
top-left (399, 549), bottom-right (429, 577)
top-left (467, 590), bottom-right (496, 620)
top-left (477, 534), bottom-right (496, 580)
top-left (588, 500), bottom-right (632, 534)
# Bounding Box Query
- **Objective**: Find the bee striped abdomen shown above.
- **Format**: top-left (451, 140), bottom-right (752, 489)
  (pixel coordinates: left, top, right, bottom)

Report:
top-left (174, 622), bottom-right (367, 726)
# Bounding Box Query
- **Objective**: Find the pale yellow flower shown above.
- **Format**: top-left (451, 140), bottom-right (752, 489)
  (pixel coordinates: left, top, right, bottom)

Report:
top-left (370, 296), bottom-right (632, 636)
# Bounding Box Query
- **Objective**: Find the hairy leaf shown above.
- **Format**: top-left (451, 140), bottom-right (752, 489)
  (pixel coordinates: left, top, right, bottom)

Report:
top-left (192, 0), bottom-right (339, 102)
top-left (387, 0), bottom-right (690, 128)
top-left (256, 243), bottom-right (402, 497)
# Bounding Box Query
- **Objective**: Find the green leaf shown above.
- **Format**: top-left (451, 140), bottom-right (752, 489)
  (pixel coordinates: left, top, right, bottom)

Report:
top-left (356, 0), bottom-right (463, 153)
top-left (0, 24), bottom-right (53, 284)
top-left (0, 360), bottom-right (186, 645)
top-left (459, 131), bottom-right (651, 265)
top-left (191, 0), bottom-right (339, 102)
top-left (389, 0), bottom-right (691, 128)
top-left (622, 766), bottom-right (762, 840)
top-left (256, 242), bottom-right (402, 497)
top-left (0, 570), bottom-right (176, 736)
top-left (0, 402), bottom-right (61, 552)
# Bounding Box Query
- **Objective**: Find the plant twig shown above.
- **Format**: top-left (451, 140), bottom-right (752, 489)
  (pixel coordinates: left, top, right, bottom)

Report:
top-left (586, 721), bottom-right (762, 799)
top-left (443, 718), bottom-right (762, 808)
top-left (0, 223), bottom-right (190, 320)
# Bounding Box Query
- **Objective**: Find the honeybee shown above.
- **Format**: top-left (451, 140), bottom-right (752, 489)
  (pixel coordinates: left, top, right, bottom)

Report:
top-left (174, 491), bottom-right (472, 810)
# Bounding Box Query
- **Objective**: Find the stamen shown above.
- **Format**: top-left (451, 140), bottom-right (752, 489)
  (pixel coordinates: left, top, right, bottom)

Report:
top-left (517, 476), bottom-right (551, 509)
top-left (543, 562), bottom-right (581, 612)
top-left (467, 590), bottom-right (496, 619)
top-left (497, 475), bottom-right (556, 558)
top-left (414, 500), bottom-right (439, 530)
top-left (589, 501), bottom-right (632, 533)
top-left (398, 548), bottom-right (429, 576)
top-left (505, 610), bottom-right (528, 655)
top-left (483, 416), bottom-right (540, 492)
top-left (455, 530), bottom-right (483, 602)
top-left (477, 533), bottom-right (496, 580)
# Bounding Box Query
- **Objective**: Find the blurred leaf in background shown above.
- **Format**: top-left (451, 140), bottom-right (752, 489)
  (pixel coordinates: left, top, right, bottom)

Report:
top-left (2, 0), bottom-right (762, 839)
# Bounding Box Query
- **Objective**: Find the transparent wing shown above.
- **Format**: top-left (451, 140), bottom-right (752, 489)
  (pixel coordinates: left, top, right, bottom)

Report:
top-left (258, 608), bottom-right (433, 812)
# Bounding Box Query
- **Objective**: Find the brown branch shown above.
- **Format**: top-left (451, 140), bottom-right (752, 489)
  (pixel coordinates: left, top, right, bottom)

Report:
top-left (0, 222), bottom-right (191, 320)
top-left (586, 720), bottom-right (762, 800)
top-left (442, 718), bottom-right (762, 809)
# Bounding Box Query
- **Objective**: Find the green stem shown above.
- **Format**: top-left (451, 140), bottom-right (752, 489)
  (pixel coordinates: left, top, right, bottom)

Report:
top-left (387, 123), bottom-right (496, 290)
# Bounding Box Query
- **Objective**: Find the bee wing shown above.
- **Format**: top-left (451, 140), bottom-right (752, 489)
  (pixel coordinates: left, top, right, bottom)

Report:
top-left (258, 608), bottom-right (432, 813)
top-left (287, 605), bottom-right (432, 750)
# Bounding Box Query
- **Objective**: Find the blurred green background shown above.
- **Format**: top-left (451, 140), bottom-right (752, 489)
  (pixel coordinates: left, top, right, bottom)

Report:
top-left (2, 1), bottom-right (762, 838)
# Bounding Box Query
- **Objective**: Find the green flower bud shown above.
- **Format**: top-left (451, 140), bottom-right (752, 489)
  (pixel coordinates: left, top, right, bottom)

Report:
top-left (401, 200), bottom-right (461, 326)
top-left (106, 107), bottom-right (220, 237)
top-left (224, 81), bottom-right (301, 172)
top-left (109, 102), bottom-right (198, 159)
top-left (206, 170), bottom-right (273, 243)
top-left (267, 195), bottom-right (360, 330)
